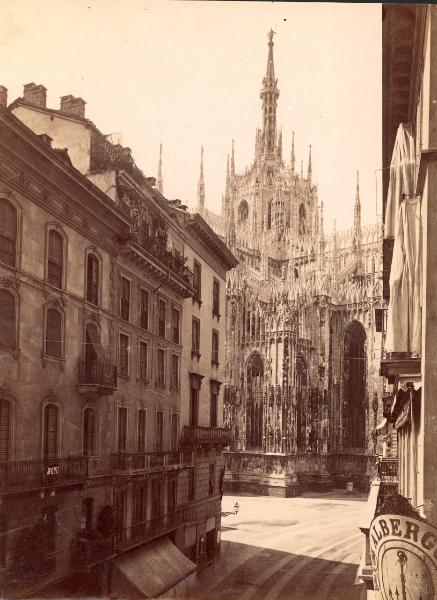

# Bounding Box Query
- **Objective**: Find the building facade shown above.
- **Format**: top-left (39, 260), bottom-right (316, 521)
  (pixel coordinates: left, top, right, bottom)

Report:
top-left (357, 6), bottom-right (437, 597)
top-left (0, 86), bottom-right (235, 597)
top-left (201, 31), bottom-right (385, 495)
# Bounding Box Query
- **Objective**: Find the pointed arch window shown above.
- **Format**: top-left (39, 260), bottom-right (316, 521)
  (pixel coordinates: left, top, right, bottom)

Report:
top-left (0, 289), bottom-right (16, 350)
top-left (43, 403), bottom-right (58, 461)
top-left (0, 399), bottom-right (10, 462)
top-left (298, 204), bottom-right (306, 236)
top-left (343, 322), bottom-right (367, 449)
top-left (0, 199), bottom-right (17, 267)
top-left (86, 253), bottom-right (99, 305)
top-left (45, 308), bottom-right (63, 359)
top-left (47, 230), bottom-right (64, 289)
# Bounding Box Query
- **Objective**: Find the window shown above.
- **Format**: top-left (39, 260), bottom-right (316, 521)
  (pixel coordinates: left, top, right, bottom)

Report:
top-left (172, 308), bottom-right (180, 344)
top-left (210, 389), bottom-right (218, 428)
top-left (171, 354), bottom-right (179, 390)
top-left (158, 299), bottom-right (166, 338)
top-left (117, 407), bottom-right (127, 453)
top-left (0, 399), bottom-right (10, 461)
top-left (157, 348), bottom-right (165, 387)
top-left (132, 485), bottom-right (145, 537)
top-left (137, 409), bottom-right (146, 453)
top-left (209, 464), bottom-right (215, 496)
top-left (212, 330), bottom-right (219, 366)
top-left (0, 199), bottom-right (17, 267)
top-left (81, 498), bottom-right (94, 531)
top-left (192, 318), bottom-right (200, 358)
top-left (151, 479), bottom-right (163, 518)
top-left (43, 403), bottom-right (58, 461)
top-left (83, 408), bottom-right (96, 457)
top-left (139, 341), bottom-right (148, 380)
top-left (168, 478), bottom-right (177, 514)
top-left (120, 276), bottom-right (130, 321)
top-left (193, 260), bottom-right (201, 303)
top-left (86, 254), bottom-right (99, 305)
top-left (47, 230), bottom-right (63, 289)
top-left (45, 308), bottom-right (63, 359)
top-left (0, 289), bottom-right (16, 350)
top-left (188, 468), bottom-right (195, 501)
top-left (140, 289), bottom-right (149, 330)
top-left (190, 387), bottom-right (199, 427)
top-left (170, 413), bottom-right (178, 451)
top-left (119, 333), bottom-right (129, 377)
top-left (156, 411), bottom-right (164, 451)
top-left (212, 279), bottom-right (220, 318)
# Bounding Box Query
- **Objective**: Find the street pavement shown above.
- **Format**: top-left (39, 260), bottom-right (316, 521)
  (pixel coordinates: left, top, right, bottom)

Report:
top-left (188, 491), bottom-right (368, 600)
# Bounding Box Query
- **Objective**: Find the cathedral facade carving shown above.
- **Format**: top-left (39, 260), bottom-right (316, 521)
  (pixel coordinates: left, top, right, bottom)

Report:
top-left (201, 31), bottom-right (385, 495)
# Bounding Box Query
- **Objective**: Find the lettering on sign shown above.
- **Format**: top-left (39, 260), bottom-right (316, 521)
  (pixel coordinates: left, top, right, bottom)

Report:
top-left (370, 513), bottom-right (437, 599)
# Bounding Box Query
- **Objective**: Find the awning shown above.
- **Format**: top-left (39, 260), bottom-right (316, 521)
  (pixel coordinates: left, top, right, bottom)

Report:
top-left (111, 536), bottom-right (196, 599)
top-left (391, 375), bottom-right (422, 429)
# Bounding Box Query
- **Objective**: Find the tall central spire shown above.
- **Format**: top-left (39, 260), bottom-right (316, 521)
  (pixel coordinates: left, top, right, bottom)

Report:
top-left (260, 29), bottom-right (279, 159)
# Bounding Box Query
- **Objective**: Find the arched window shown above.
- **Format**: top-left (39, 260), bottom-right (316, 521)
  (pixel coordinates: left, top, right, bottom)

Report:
top-left (238, 200), bottom-right (249, 223)
top-left (47, 230), bottom-right (64, 289)
top-left (246, 353), bottom-right (264, 450)
top-left (0, 199), bottom-right (17, 267)
top-left (343, 321), bottom-right (366, 448)
top-left (83, 408), bottom-right (96, 457)
top-left (43, 404), bottom-right (58, 461)
top-left (0, 399), bottom-right (10, 461)
top-left (86, 253), bottom-right (99, 305)
top-left (0, 289), bottom-right (16, 350)
top-left (298, 204), bottom-right (306, 236)
top-left (45, 308), bottom-right (63, 359)
top-left (296, 356), bottom-right (307, 451)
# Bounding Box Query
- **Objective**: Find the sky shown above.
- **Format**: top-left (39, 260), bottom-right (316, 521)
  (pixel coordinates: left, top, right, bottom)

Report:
top-left (0, 1), bottom-right (382, 233)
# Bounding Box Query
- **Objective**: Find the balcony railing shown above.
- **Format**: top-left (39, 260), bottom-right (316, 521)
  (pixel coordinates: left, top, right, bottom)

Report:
top-left (377, 457), bottom-right (398, 483)
top-left (71, 531), bottom-right (115, 571)
top-left (111, 450), bottom-right (193, 473)
top-left (77, 359), bottom-right (117, 395)
top-left (132, 233), bottom-right (193, 287)
top-left (117, 509), bottom-right (185, 553)
top-left (0, 456), bottom-right (88, 491)
top-left (183, 426), bottom-right (232, 446)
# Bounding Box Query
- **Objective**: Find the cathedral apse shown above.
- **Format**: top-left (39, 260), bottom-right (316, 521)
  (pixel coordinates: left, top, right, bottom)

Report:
top-left (201, 31), bottom-right (385, 496)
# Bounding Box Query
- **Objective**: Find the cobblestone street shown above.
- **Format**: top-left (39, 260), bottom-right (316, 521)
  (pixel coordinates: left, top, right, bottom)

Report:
top-left (188, 493), bottom-right (367, 600)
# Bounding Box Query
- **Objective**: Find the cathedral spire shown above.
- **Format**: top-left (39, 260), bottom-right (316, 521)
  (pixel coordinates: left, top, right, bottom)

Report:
top-left (231, 139), bottom-right (235, 179)
top-left (157, 143), bottom-right (163, 194)
top-left (197, 146), bottom-right (205, 215)
top-left (307, 145), bottom-right (312, 185)
top-left (291, 131), bottom-right (295, 172)
top-left (301, 160), bottom-right (303, 178)
top-left (353, 170), bottom-right (363, 269)
top-left (260, 30), bottom-right (279, 158)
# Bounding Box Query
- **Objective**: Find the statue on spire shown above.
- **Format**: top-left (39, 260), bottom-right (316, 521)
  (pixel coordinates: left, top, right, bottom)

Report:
top-left (307, 145), bottom-right (312, 185)
top-left (197, 146), bottom-right (205, 215)
top-left (157, 143), bottom-right (163, 194)
top-left (260, 29), bottom-right (279, 158)
top-left (291, 131), bottom-right (295, 172)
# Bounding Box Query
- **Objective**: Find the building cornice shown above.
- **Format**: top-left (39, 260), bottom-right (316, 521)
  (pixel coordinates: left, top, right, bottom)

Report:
top-left (186, 213), bottom-right (238, 271)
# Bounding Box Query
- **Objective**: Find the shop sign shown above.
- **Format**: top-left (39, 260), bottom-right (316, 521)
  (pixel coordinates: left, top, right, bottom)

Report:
top-left (370, 513), bottom-right (437, 599)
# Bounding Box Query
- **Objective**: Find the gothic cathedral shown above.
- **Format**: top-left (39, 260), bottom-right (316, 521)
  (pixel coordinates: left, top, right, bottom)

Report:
top-left (199, 31), bottom-right (384, 495)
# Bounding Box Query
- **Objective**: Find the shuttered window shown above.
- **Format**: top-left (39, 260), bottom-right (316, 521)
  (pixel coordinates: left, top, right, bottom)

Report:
top-left (168, 478), bottom-right (177, 514)
top-left (120, 277), bottom-right (130, 321)
top-left (86, 254), bottom-right (99, 305)
top-left (170, 413), bottom-right (178, 451)
top-left (156, 411), bottom-right (163, 451)
top-left (212, 330), bottom-right (219, 366)
top-left (0, 290), bottom-right (16, 350)
top-left (157, 349), bottom-right (165, 387)
top-left (172, 308), bottom-right (180, 344)
top-left (83, 408), bottom-right (96, 456)
top-left (171, 354), bottom-right (179, 389)
top-left (140, 289), bottom-right (149, 330)
top-left (0, 199), bottom-right (16, 267)
top-left (0, 400), bottom-right (10, 462)
top-left (139, 342), bottom-right (148, 380)
top-left (47, 230), bottom-right (63, 289)
top-left (118, 407), bottom-right (127, 453)
top-left (137, 409), bottom-right (146, 453)
top-left (158, 300), bottom-right (166, 338)
top-left (44, 404), bottom-right (58, 461)
top-left (192, 318), bottom-right (200, 355)
top-left (119, 333), bottom-right (129, 376)
top-left (213, 279), bottom-right (220, 317)
top-left (45, 308), bottom-right (63, 358)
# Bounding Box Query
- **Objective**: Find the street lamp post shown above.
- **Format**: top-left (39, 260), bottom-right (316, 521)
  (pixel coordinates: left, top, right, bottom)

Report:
top-left (221, 502), bottom-right (240, 517)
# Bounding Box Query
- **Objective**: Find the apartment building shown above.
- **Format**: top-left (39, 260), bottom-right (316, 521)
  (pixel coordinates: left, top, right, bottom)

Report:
top-left (0, 85), bottom-right (236, 597)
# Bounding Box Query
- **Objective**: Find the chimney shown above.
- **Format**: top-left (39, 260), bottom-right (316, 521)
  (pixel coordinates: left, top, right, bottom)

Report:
top-left (0, 86), bottom-right (7, 108)
top-left (60, 94), bottom-right (86, 119)
top-left (23, 83), bottom-right (47, 108)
